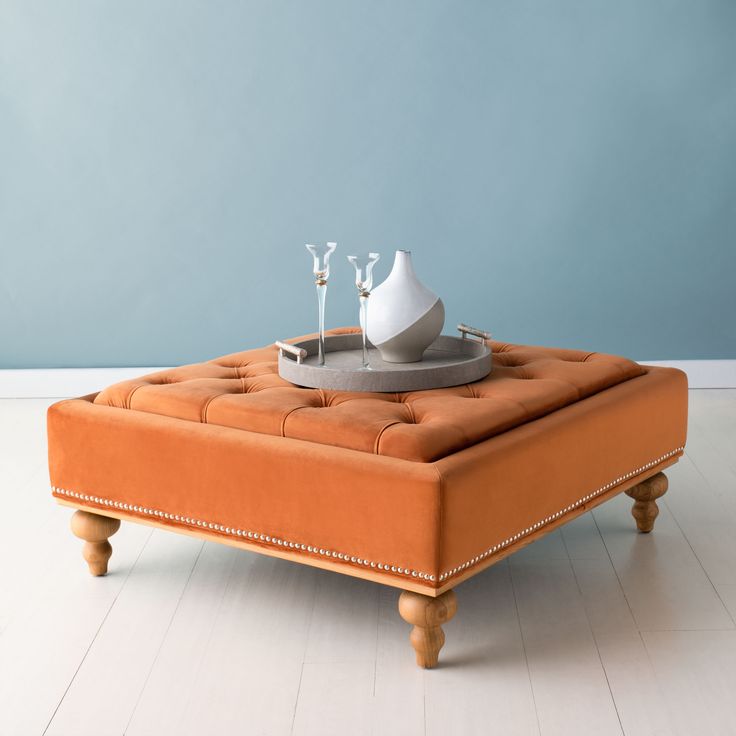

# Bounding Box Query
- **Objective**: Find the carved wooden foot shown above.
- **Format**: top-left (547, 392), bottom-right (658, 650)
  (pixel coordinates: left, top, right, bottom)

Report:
top-left (625, 472), bottom-right (668, 533)
top-left (70, 510), bottom-right (121, 576)
top-left (398, 589), bottom-right (457, 669)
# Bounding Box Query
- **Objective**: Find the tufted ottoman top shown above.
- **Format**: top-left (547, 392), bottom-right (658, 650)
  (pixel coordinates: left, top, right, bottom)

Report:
top-left (51, 329), bottom-right (686, 594)
top-left (94, 328), bottom-right (645, 463)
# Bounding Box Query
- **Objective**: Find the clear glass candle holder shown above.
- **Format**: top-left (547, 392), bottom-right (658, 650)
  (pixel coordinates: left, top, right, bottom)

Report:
top-left (347, 252), bottom-right (380, 368)
top-left (305, 242), bottom-right (337, 365)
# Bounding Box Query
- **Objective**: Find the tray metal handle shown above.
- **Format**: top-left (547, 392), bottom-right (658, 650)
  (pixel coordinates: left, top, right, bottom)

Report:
top-left (457, 323), bottom-right (491, 342)
top-left (275, 340), bottom-right (308, 364)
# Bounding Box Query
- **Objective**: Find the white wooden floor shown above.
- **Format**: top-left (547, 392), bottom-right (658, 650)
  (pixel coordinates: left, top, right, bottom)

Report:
top-left (1, 392), bottom-right (735, 736)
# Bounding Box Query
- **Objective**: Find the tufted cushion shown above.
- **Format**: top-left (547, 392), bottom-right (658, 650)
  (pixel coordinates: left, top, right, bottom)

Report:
top-left (49, 332), bottom-right (687, 592)
top-left (93, 328), bottom-right (645, 463)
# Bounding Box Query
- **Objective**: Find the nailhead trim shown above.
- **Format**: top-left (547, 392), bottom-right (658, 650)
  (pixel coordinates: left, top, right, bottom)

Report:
top-left (51, 446), bottom-right (682, 588)
top-left (436, 447), bottom-right (685, 583)
top-left (50, 486), bottom-right (436, 583)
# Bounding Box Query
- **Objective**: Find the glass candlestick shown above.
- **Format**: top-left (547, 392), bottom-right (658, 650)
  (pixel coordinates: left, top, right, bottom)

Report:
top-left (305, 242), bottom-right (336, 365)
top-left (347, 252), bottom-right (380, 368)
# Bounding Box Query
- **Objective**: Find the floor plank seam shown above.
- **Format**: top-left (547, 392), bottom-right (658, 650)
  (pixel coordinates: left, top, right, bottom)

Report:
top-left (591, 505), bottom-right (685, 735)
top-left (590, 511), bottom-right (640, 629)
top-left (635, 628), bottom-right (675, 734)
top-left (562, 533), bottom-right (625, 736)
top-left (183, 546), bottom-right (242, 703)
top-left (122, 539), bottom-right (206, 735)
top-left (41, 527), bottom-right (155, 736)
top-left (290, 569), bottom-right (320, 735)
top-left (688, 415), bottom-right (736, 477)
top-left (290, 662), bottom-right (307, 736)
top-left (662, 498), bottom-right (736, 629)
top-left (638, 628), bottom-right (736, 633)
top-left (506, 561), bottom-right (543, 736)
top-left (422, 672), bottom-right (427, 736)
top-left (371, 590), bottom-right (380, 699)
top-left (686, 448), bottom-right (736, 508)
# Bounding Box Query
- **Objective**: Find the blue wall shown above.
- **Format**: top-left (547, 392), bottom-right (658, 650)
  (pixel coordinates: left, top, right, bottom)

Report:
top-left (1, 1), bottom-right (735, 368)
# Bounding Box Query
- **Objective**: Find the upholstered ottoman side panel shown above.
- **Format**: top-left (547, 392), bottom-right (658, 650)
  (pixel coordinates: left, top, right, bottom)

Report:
top-left (48, 397), bottom-right (442, 587)
top-left (435, 366), bottom-right (688, 587)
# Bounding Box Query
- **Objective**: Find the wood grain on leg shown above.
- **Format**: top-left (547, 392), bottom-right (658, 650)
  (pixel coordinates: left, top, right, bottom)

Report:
top-left (398, 589), bottom-right (457, 668)
top-left (70, 510), bottom-right (121, 576)
top-left (625, 472), bottom-right (668, 533)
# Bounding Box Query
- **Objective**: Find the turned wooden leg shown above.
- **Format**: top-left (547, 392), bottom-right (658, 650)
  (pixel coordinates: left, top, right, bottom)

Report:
top-left (625, 472), bottom-right (668, 533)
top-left (70, 510), bottom-right (121, 576)
top-left (398, 589), bottom-right (457, 669)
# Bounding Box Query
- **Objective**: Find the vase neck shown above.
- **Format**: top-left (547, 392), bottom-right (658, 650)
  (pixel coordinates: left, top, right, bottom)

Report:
top-left (391, 250), bottom-right (416, 282)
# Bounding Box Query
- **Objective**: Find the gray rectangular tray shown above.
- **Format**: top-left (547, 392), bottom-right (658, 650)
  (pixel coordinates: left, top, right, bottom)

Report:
top-left (276, 325), bottom-right (491, 393)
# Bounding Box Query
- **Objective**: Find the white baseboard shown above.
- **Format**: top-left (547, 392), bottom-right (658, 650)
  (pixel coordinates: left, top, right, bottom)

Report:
top-left (0, 361), bottom-right (733, 398)
top-left (0, 367), bottom-right (170, 399)
top-left (640, 360), bottom-right (736, 389)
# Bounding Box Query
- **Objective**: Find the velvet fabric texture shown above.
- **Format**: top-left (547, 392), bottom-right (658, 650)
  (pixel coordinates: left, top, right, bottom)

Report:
top-left (91, 327), bottom-right (647, 463)
top-left (48, 332), bottom-right (688, 590)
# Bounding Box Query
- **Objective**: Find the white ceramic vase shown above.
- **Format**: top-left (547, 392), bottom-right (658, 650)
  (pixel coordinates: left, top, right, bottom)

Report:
top-left (366, 250), bottom-right (445, 363)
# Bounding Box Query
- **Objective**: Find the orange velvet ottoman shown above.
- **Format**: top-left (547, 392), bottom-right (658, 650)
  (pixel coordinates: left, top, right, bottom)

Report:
top-left (48, 328), bottom-right (688, 668)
